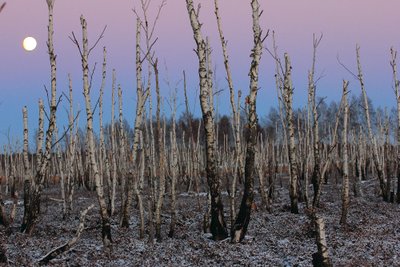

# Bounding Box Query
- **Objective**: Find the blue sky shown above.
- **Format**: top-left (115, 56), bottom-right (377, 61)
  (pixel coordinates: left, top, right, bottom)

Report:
top-left (0, 0), bottom-right (399, 148)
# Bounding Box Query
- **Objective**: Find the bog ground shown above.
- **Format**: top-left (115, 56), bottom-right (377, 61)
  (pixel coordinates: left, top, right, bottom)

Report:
top-left (1, 178), bottom-right (399, 266)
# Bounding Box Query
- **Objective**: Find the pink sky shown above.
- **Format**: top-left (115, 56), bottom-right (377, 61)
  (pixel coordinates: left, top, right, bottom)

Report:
top-left (0, 0), bottom-right (399, 145)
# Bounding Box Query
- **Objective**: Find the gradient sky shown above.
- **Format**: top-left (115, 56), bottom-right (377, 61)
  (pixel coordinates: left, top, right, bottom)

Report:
top-left (0, 0), bottom-right (399, 148)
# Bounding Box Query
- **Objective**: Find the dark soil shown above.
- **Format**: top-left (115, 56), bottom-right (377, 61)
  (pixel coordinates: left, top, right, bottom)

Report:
top-left (1, 178), bottom-right (399, 266)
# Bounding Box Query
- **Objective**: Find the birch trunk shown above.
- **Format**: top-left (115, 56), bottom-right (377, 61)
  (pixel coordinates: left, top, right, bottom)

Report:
top-left (21, 107), bottom-right (30, 229)
top-left (121, 18), bottom-right (149, 228)
top-left (312, 215), bottom-right (332, 267)
top-left (65, 74), bottom-right (77, 216)
top-left (283, 53), bottom-right (299, 214)
top-left (231, 0), bottom-right (264, 242)
top-left (309, 35), bottom-right (322, 206)
top-left (356, 45), bottom-right (387, 201)
top-left (168, 90), bottom-right (178, 238)
top-left (21, 0), bottom-right (58, 234)
top-left (99, 47), bottom-right (112, 216)
top-left (154, 60), bottom-right (166, 241)
top-left (78, 15), bottom-right (112, 247)
top-left (118, 85), bottom-right (128, 227)
top-left (110, 70), bottom-right (117, 215)
top-left (185, 0), bottom-right (228, 240)
top-left (390, 48), bottom-right (400, 203)
top-left (340, 81), bottom-right (350, 225)
top-left (214, 0), bottom-right (243, 225)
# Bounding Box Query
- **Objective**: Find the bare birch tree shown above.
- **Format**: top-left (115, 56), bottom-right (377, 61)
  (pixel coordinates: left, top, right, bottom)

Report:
top-left (231, 0), bottom-right (266, 242)
top-left (356, 45), bottom-right (388, 201)
top-left (312, 215), bottom-right (332, 267)
top-left (390, 48), bottom-right (400, 203)
top-left (71, 15), bottom-right (112, 247)
top-left (120, 18), bottom-right (149, 229)
top-left (213, 0), bottom-right (243, 224)
top-left (21, 0), bottom-right (58, 234)
top-left (185, 0), bottom-right (228, 240)
top-left (282, 53), bottom-right (299, 214)
top-left (110, 70), bottom-right (117, 216)
top-left (168, 89), bottom-right (178, 238)
top-left (340, 80), bottom-right (350, 225)
top-left (63, 74), bottom-right (78, 217)
top-left (308, 34), bottom-right (323, 205)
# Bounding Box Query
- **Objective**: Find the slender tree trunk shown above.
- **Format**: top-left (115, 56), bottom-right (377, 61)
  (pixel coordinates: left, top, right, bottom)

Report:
top-left (214, 0), bottom-right (243, 225)
top-left (110, 70), bottom-right (117, 216)
top-left (308, 35), bottom-right (323, 206)
top-left (168, 90), bottom-right (178, 238)
top-left (340, 81), bottom-right (350, 225)
top-left (185, 0), bottom-right (228, 240)
top-left (312, 215), bottom-right (332, 267)
top-left (64, 74), bottom-right (77, 217)
top-left (390, 48), bottom-right (400, 203)
top-left (121, 18), bottom-right (149, 228)
top-left (118, 85), bottom-right (128, 227)
top-left (356, 45), bottom-right (387, 201)
top-left (21, 0), bottom-right (58, 234)
top-left (21, 107), bottom-right (30, 229)
top-left (231, 0), bottom-right (264, 242)
top-left (282, 53), bottom-right (299, 214)
top-left (75, 15), bottom-right (112, 247)
top-left (154, 60), bottom-right (166, 241)
top-left (99, 47), bottom-right (112, 216)
top-left (136, 131), bottom-right (145, 238)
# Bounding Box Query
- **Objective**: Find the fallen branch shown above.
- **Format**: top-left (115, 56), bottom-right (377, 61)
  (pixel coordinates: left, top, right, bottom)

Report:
top-left (48, 197), bottom-right (64, 203)
top-left (37, 204), bottom-right (94, 265)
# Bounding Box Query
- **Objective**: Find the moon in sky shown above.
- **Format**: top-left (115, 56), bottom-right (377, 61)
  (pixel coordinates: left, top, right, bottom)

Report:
top-left (22, 37), bottom-right (37, 51)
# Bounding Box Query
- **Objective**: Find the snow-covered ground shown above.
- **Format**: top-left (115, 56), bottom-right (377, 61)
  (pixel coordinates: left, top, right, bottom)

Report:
top-left (1, 178), bottom-right (399, 266)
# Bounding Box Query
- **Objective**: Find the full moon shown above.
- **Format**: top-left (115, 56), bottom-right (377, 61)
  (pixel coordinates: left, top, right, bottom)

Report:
top-left (22, 37), bottom-right (37, 52)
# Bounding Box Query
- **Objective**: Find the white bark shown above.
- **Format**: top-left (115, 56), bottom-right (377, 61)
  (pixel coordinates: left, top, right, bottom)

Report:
top-left (356, 45), bottom-right (387, 201)
top-left (340, 80), bottom-right (350, 225)
top-left (78, 15), bottom-right (111, 247)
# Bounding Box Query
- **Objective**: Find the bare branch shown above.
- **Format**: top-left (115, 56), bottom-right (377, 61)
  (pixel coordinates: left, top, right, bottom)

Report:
top-left (69, 32), bottom-right (83, 59)
top-left (51, 111), bottom-right (81, 150)
top-left (0, 2), bottom-right (6, 13)
top-left (88, 25), bottom-right (107, 56)
top-left (337, 54), bottom-right (358, 80)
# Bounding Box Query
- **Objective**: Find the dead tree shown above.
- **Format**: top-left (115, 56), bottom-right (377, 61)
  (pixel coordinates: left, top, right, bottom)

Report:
top-left (21, 107), bottom-right (30, 229)
top-left (154, 60), bottom-right (166, 241)
top-left (185, 0), bottom-right (228, 240)
top-left (340, 80), bottom-right (350, 225)
top-left (120, 18), bottom-right (149, 229)
top-left (390, 48), bottom-right (400, 203)
top-left (118, 85), bottom-right (128, 226)
top-left (71, 15), bottom-right (111, 247)
top-left (312, 215), bottom-right (332, 267)
top-left (168, 89), bottom-right (178, 238)
top-left (356, 45), bottom-right (388, 201)
top-left (231, 0), bottom-right (266, 242)
top-left (214, 0), bottom-right (243, 224)
top-left (308, 34), bottom-right (323, 206)
top-left (99, 47), bottom-right (112, 218)
top-left (63, 74), bottom-right (78, 217)
top-left (282, 53), bottom-right (299, 214)
top-left (21, 0), bottom-right (58, 234)
top-left (110, 70), bottom-right (117, 216)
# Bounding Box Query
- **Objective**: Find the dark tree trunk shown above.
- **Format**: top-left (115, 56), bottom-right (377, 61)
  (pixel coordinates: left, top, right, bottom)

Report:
top-left (231, 0), bottom-right (264, 242)
top-left (231, 127), bottom-right (256, 242)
